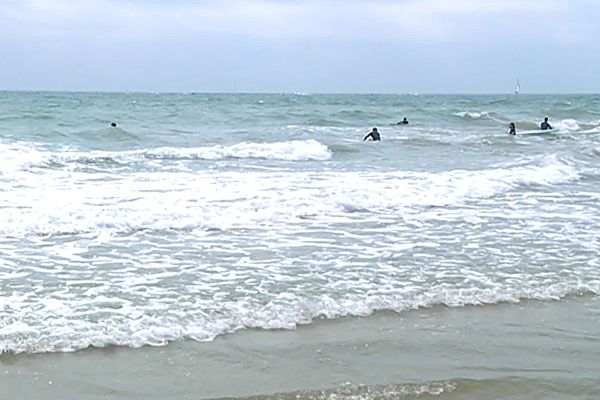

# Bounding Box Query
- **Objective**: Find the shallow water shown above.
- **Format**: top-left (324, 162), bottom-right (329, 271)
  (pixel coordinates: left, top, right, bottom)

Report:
top-left (1, 92), bottom-right (600, 398)
top-left (2, 297), bottom-right (599, 399)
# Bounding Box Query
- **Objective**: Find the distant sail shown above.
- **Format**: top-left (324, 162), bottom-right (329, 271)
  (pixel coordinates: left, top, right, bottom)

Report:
top-left (515, 79), bottom-right (521, 95)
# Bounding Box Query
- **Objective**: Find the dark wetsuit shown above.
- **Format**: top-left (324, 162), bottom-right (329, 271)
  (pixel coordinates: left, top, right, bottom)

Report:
top-left (540, 121), bottom-right (552, 130)
top-left (364, 130), bottom-right (381, 141)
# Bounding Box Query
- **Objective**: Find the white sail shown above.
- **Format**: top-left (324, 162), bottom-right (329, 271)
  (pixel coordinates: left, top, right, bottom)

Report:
top-left (515, 79), bottom-right (521, 95)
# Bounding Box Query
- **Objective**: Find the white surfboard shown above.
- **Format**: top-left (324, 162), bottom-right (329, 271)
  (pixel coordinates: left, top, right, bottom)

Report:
top-left (516, 128), bottom-right (559, 136)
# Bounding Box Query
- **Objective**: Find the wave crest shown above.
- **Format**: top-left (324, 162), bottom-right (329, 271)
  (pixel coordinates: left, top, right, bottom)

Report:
top-left (144, 140), bottom-right (331, 161)
top-left (1, 283), bottom-right (597, 354)
top-left (0, 140), bottom-right (332, 172)
top-left (453, 111), bottom-right (502, 121)
top-left (0, 155), bottom-right (580, 237)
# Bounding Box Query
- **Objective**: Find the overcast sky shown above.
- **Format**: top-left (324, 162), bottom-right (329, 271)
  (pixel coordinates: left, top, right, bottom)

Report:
top-left (1, 0), bottom-right (599, 93)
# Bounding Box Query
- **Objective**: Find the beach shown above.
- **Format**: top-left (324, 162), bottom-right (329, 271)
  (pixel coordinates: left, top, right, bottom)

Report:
top-left (1, 92), bottom-right (600, 399)
top-left (3, 296), bottom-right (599, 399)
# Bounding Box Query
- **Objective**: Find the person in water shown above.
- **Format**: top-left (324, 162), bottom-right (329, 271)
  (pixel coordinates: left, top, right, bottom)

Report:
top-left (363, 127), bottom-right (381, 141)
top-left (397, 117), bottom-right (409, 125)
top-left (110, 122), bottom-right (117, 128)
top-left (508, 122), bottom-right (516, 135)
top-left (540, 117), bottom-right (552, 130)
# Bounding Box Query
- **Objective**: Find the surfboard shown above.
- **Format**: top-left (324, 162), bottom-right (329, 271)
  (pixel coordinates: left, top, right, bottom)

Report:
top-left (517, 128), bottom-right (559, 136)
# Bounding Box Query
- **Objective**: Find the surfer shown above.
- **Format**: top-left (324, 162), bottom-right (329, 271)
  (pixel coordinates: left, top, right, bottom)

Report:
top-left (397, 117), bottom-right (409, 125)
top-left (110, 122), bottom-right (117, 128)
top-left (363, 127), bottom-right (381, 141)
top-left (508, 122), bottom-right (516, 135)
top-left (540, 117), bottom-right (552, 130)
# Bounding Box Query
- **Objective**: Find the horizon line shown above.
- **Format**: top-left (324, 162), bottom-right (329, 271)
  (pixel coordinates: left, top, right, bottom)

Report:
top-left (1, 90), bottom-right (599, 96)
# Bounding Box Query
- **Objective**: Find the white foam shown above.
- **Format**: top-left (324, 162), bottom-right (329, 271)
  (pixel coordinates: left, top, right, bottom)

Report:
top-left (454, 111), bottom-right (489, 120)
top-left (0, 154), bottom-right (580, 237)
top-left (0, 140), bottom-right (332, 173)
top-left (0, 141), bottom-right (49, 173)
top-left (581, 125), bottom-right (600, 134)
top-left (1, 281), bottom-right (598, 354)
top-left (141, 140), bottom-right (332, 162)
top-left (453, 111), bottom-right (507, 123)
top-left (0, 140), bottom-right (593, 355)
top-left (555, 118), bottom-right (581, 132)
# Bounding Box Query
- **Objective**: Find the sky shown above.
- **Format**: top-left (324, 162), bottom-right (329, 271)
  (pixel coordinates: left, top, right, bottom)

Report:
top-left (0, 0), bottom-right (599, 93)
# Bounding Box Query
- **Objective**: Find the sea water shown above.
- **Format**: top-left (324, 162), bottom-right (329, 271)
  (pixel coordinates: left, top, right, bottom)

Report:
top-left (1, 92), bottom-right (599, 399)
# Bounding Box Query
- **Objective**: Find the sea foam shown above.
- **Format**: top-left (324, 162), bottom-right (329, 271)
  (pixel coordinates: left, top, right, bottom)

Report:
top-left (0, 154), bottom-right (580, 237)
top-left (0, 139), bottom-right (332, 173)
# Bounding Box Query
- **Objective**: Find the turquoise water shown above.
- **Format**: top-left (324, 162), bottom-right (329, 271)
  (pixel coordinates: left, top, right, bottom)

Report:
top-left (1, 92), bottom-right (600, 398)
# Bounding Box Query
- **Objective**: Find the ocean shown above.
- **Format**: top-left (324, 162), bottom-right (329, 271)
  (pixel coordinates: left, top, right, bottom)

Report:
top-left (1, 92), bottom-right (599, 399)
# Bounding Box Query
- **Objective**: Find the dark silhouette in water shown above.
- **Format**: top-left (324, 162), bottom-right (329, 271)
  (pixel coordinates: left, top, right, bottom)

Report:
top-left (363, 127), bottom-right (381, 141)
top-left (111, 122), bottom-right (117, 128)
top-left (397, 117), bottom-right (409, 125)
top-left (508, 122), bottom-right (516, 135)
top-left (540, 117), bottom-right (552, 130)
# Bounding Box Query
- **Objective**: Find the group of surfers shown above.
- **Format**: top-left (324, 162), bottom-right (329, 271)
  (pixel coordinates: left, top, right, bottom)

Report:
top-left (363, 118), bottom-right (408, 141)
top-left (508, 118), bottom-right (553, 136)
top-left (364, 117), bottom-right (554, 141)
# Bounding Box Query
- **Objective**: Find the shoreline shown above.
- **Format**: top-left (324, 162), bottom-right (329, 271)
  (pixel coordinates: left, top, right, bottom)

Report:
top-left (2, 295), bottom-right (598, 400)
top-left (2, 292), bottom-right (594, 358)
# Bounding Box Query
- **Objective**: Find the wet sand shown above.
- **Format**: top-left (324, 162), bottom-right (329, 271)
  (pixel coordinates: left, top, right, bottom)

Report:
top-left (2, 296), bottom-right (599, 400)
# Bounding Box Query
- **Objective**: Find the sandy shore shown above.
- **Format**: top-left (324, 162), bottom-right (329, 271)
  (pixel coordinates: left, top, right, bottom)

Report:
top-left (2, 295), bottom-right (599, 400)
